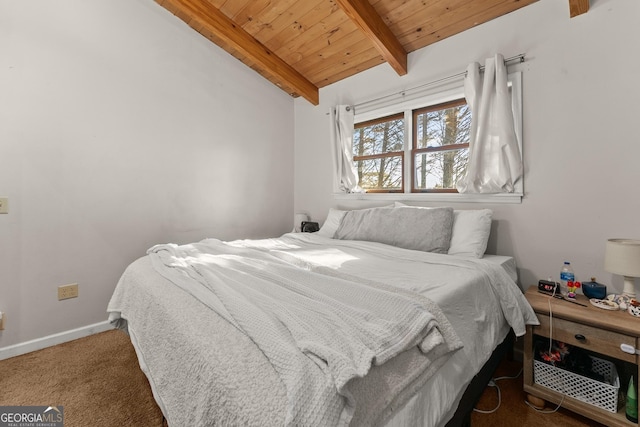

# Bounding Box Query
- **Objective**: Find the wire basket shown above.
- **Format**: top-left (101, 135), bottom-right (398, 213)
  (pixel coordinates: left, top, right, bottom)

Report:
top-left (534, 355), bottom-right (620, 412)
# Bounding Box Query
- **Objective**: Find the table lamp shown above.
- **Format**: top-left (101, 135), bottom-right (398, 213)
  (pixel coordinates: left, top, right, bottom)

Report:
top-left (604, 239), bottom-right (640, 306)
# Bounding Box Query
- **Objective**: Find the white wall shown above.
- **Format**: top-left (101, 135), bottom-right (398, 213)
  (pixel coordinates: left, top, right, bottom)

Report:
top-left (294, 0), bottom-right (640, 293)
top-left (0, 0), bottom-right (294, 347)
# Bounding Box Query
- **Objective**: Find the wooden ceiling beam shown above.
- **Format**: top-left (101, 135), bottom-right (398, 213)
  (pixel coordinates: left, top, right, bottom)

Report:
top-left (157, 0), bottom-right (319, 105)
top-left (335, 0), bottom-right (408, 76)
top-left (568, 0), bottom-right (589, 18)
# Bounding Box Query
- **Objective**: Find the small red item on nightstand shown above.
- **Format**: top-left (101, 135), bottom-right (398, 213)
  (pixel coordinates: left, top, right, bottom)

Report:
top-left (567, 281), bottom-right (581, 298)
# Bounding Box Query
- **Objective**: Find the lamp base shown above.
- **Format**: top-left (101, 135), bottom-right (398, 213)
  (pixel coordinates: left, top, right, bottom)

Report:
top-left (622, 276), bottom-right (637, 300)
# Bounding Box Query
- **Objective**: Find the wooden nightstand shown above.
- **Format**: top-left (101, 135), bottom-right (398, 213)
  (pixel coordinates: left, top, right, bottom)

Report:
top-left (523, 286), bottom-right (640, 426)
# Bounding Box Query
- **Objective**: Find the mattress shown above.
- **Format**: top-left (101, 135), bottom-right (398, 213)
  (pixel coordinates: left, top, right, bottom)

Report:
top-left (482, 254), bottom-right (518, 283)
top-left (108, 233), bottom-right (537, 426)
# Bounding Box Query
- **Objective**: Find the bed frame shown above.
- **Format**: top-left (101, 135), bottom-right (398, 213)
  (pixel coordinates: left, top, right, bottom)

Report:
top-left (446, 331), bottom-right (514, 427)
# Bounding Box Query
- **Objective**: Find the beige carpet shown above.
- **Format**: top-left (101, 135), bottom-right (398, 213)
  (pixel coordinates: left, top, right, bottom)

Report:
top-left (0, 329), bottom-right (602, 426)
top-left (0, 330), bottom-right (163, 427)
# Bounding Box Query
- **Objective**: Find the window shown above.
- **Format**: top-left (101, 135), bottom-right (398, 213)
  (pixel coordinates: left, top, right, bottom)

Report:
top-left (412, 99), bottom-right (470, 192)
top-left (352, 99), bottom-right (470, 193)
top-left (353, 113), bottom-right (404, 192)
top-left (347, 71), bottom-right (522, 202)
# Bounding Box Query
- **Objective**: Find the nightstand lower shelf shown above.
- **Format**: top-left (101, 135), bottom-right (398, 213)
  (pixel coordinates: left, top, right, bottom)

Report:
top-left (524, 381), bottom-right (633, 426)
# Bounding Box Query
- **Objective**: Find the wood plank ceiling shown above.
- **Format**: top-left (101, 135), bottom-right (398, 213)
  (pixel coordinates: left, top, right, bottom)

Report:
top-left (157, 0), bottom-right (590, 105)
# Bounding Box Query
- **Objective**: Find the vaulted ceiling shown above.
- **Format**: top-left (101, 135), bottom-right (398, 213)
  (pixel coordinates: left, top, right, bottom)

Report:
top-left (156, 0), bottom-right (590, 105)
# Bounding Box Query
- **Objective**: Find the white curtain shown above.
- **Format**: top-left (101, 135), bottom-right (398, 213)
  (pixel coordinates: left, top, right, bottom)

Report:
top-left (457, 54), bottom-right (523, 193)
top-left (330, 105), bottom-right (362, 193)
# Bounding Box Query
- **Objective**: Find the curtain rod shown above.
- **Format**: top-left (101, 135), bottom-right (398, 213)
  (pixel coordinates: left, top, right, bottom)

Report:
top-left (352, 53), bottom-right (526, 111)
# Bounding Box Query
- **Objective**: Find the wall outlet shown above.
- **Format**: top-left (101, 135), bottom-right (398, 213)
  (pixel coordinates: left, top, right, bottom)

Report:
top-left (0, 198), bottom-right (8, 214)
top-left (58, 283), bottom-right (79, 300)
top-left (0, 312), bottom-right (4, 330)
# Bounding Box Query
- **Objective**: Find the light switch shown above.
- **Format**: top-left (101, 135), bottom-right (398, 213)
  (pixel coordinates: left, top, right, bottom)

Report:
top-left (0, 198), bottom-right (8, 214)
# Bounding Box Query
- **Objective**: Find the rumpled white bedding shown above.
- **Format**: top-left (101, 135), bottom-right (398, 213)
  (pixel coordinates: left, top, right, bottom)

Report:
top-left (146, 239), bottom-right (462, 426)
top-left (107, 233), bottom-right (538, 427)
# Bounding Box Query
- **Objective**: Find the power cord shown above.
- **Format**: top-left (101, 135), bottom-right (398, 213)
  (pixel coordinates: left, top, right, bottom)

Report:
top-left (475, 286), bottom-right (566, 416)
top-left (524, 290), bottom-right (565, 413)
top-left (473, 380), bottom-right (501, 414)
top-left (473, 368), bottom-right (524, 414)
top-left (524, 395), bottom-right (565, 413)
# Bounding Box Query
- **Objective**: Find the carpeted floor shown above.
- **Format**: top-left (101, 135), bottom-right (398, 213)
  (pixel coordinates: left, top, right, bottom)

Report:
top-left (0, 329), bottom-right (604, 426)
top-left (0, 330), bottom-right (163, 427)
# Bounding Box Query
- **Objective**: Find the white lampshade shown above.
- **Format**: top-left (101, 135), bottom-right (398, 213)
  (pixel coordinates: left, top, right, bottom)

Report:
top-left (604, 239), bottom-right (640, 298)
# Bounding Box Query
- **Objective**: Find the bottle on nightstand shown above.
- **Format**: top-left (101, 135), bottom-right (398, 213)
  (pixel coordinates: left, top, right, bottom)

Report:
top-left (627, 376), bottom-right (638, 423)
top-left (560, 261), bottom-right (575, 296)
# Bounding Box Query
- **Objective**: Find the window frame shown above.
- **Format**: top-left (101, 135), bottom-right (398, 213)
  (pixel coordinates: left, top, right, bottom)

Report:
top-left (341, 71), bottom-right (523, 204)
top-left (353, 112), bottom-right (405, 193)
top-left (411, 98), bottom-right (470, 193)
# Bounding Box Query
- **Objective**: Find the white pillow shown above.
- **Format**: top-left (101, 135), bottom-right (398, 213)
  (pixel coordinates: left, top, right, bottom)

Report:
top-left (317, 208), bottom-right (346, 238)
top-left (448, 209), bottom-right (493, 258)
top-left (394, 202), bottom-right (492, 258)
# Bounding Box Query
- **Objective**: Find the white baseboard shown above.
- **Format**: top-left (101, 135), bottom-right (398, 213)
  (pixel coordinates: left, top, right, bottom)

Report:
top-left (0, 320), bottom-right (114, 361)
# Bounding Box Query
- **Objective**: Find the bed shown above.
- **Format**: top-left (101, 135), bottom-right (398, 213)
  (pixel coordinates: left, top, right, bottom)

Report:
top-left (107, 206), bottom-right (538, 426)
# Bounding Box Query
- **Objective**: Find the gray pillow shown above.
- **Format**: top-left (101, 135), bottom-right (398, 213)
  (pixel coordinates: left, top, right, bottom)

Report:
top-left (334, 206), bottom-right (454, 253)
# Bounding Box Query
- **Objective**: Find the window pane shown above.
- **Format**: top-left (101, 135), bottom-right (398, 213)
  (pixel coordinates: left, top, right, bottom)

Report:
top-left (353, 117), bottom-right (404, 157)
top-left (356, 156), bottom-right (402, 191)
top-left (415, 104), bottom-right (470, 149)
top-left (414, 148), bottom-right (468, 190)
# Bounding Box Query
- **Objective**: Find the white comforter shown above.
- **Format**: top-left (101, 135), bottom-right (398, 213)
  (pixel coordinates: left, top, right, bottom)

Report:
top-left (146, 239), bottom-right (462, 426)
top-left (108, 233), bottom-right (538, 427)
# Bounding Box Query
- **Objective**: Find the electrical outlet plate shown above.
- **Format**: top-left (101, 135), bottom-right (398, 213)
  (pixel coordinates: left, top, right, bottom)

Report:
top-left (0, 312), bottom-right (4, 330)
top-left (58, 283), bottom-right (79, 300)
top-left (0, 198), bottom-right (8, 214)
